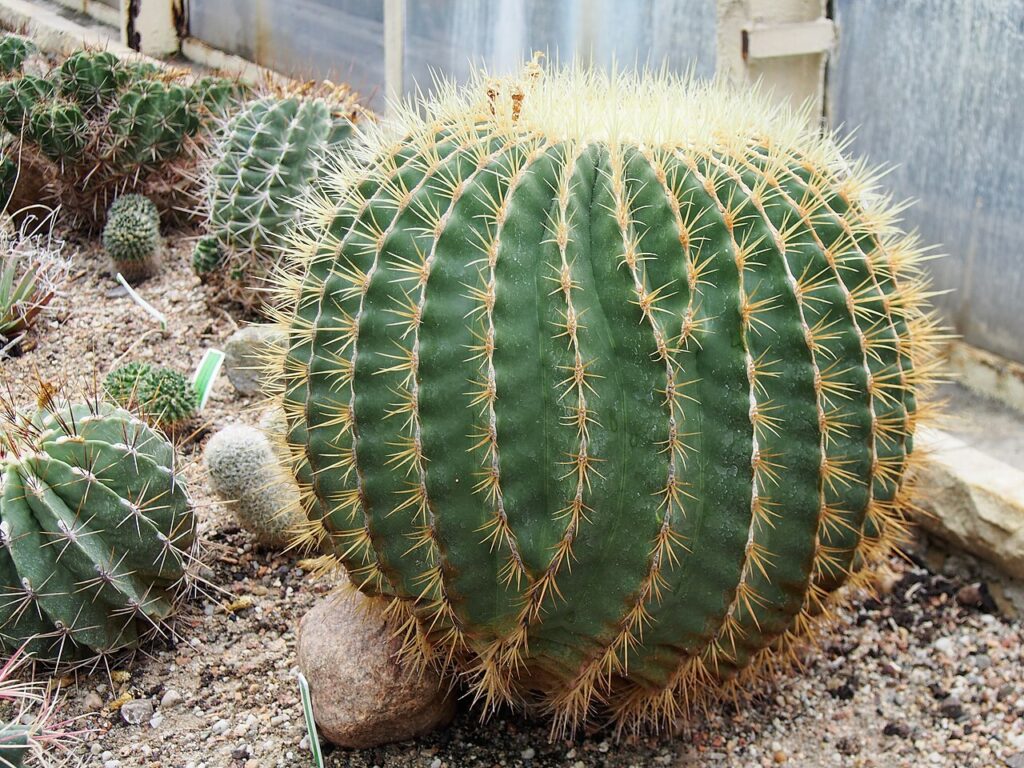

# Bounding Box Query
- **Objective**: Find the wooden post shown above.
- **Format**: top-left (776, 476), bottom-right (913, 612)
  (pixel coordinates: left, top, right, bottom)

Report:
top-left (122, 0), bottom-right (182, 56)
top-left (384, 0), bottom-right (405, 110)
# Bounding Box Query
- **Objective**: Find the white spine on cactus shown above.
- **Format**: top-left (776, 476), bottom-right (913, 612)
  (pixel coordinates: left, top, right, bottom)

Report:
top-left (203, 423), bottom-right (302, 548)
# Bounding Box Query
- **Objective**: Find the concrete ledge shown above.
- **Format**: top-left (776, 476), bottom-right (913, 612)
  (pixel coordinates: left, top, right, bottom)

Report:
top-left (948, 341), bottom-right (1024, 416)
top-left (0, 0), bottom-right (123, 55)
top-left (915, 426), bottom-right (1024, 579)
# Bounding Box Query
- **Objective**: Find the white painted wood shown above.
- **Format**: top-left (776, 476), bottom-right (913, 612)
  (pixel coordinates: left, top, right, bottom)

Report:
top-left (744, 18), bottom-right (835, 59)
top-left (122, 0), bottom-right (179, 56)
top-left (384, 0), bottom-right (405, 108)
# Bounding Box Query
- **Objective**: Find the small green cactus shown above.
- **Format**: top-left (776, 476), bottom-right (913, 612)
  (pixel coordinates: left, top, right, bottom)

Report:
top-left (105, 80), bottom-right (200, 168)
top-left (0, 34), bottom-right (36, 77)
top-left (58, 49), bottom-right (122, 113)
top-left (203, 424), bottom-right (303, 548)
top-left (27, 100), bottom-right (89, 163)
top-left (192, 75), bottom-right (248, 118)
top-left (0, 395), bottom-right (196, 663)
top-left (199, 90), bottom-right (358, 299)
top-left (102, 194), bottom-right (161, 282)
top-left (191, 234), bottom-right (225, 277)
top-left (0, 75), bottom-right (54, 133)
top-left (103, 362), bottom-right (198, 434)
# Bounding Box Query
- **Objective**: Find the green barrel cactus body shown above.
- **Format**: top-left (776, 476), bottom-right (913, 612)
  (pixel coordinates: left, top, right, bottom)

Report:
top-left (0, 399), bottom-right (195, 663)
top-left (0, 35), bottom-right (35, 78)
top-left (58, 50), bottom-right (122, 113)
top-left (0, 76), bottom-right (53, 133)
top-left (271, 66), bottom-right (938, 732)
top-left (102, 194), bottom-right (161, 282)
top-left (106, 80), bottom-right (199, 168)
top-left (27, 100), bottom-right (88, 162)
top-left (200, 94), bottom-right (355, 291)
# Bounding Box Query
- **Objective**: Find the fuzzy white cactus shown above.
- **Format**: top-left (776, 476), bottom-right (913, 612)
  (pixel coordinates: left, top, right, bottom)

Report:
top-left (203, 423), bottom-right (302, 548)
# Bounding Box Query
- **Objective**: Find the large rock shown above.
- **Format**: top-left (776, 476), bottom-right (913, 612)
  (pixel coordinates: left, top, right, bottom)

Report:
top-left (297, 591), bottom-right (456, 749)
top-left (222, 325), bottom-right (284, 397)
top-left (914, 427), bottom-right (1024, 579)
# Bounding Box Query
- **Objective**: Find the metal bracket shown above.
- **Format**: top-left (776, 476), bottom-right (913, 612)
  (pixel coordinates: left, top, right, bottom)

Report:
top-left (742, 18), bottom-right (836, 60)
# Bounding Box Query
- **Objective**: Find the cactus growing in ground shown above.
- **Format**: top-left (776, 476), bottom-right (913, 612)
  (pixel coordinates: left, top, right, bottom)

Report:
top-left (0, 394), bottom-right (196, 663)
top-left (103, 362), bottom-right (197, 434)
top-left (0, 45), bottom-right (244, 227)
top-left (190, 234), bottom-right (225, 278)
top-left (266, 64), bottom-right (942, 733)
top-left (198, 88), bottom-right (360, 306)
top-left (102, 194), bottom-right (161, 282)
top-left (0, 35), bottom-right (35, 78)
top-left (203, 424), bottom-right (303, 548)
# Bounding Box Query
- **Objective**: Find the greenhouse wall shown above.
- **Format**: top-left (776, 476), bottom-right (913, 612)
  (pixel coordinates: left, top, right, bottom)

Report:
top-left (181, 0), bottom-right (1022, 363)
top-left (831, 0), bottom-right (1024, 362)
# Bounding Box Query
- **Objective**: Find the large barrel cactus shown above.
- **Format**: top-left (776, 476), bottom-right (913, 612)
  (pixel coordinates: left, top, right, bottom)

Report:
top-left (0, 395), bottom-right (196, 663)
top-left (267, 65), bottom-right (940, 732)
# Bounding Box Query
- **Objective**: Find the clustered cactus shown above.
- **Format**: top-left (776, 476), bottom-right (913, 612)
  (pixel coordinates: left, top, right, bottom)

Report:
top-left (103, 362), bottom-right (198, 434)
top-left (0, 34), bottom-right (35, 78)
top-left (203, 423), bottom-right (303, 548)
top-left (196, 88), bottom-right (359, 307)
top-left (102, 193), bottom-right (161, 282)
top-left (0, 38), bottom-right (246, 227)
top-left (0, 394), bottom-right (196, 664)
top-left (266, 65), bottom-right (940, 733)
top-left (0, 212), bottom-right (68, 353)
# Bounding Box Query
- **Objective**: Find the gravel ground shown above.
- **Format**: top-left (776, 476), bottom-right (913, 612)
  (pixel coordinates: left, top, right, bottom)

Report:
top-left (2, 225), bottom-right (1022, 768)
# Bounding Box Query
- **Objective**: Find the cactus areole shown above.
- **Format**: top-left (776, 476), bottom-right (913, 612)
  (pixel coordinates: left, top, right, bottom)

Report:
top-left (269, 65), bottom-right (939, 733)
top-left (0, 399), bottom-right (195, 664)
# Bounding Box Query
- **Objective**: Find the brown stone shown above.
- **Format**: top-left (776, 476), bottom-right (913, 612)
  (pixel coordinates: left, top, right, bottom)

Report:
top-left (297, 590), bottom-right (456, 749)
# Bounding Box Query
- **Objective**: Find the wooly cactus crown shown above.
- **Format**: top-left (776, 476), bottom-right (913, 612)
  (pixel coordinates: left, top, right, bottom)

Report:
top-left (266, 64), bottom-right (941, 733)
top-left (197, 88), bottom-right (360, 306)
top-left (103, 363), bottom-right (197, 434)
top-left (102, 194), bottom-right (161, 282)
top-left (0, 394), bottom-right (196, 663)
top-left (203, 423), bottom-right (302, 548)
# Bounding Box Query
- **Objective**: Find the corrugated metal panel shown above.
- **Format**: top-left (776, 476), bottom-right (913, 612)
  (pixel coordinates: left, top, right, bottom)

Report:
top-left (832, 0), bottom-right (1024, 362)
top-left (187, 0), bottom-right (715, 111)
top-left (188, 0), bottom-right (386, 105)
top-left (403, 0), bottom-right (715, 94)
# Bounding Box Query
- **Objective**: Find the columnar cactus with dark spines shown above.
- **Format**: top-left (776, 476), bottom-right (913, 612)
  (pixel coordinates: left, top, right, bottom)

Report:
top-left (0, 35), bottom-right (35, 77)
top-left (103, 363), bottom-right (198, 434)
top-left (0, 395), bottom-right (196, 663)
top-left (267, 65), bottom-right (943, 733)
top-left (102, 194), bottom-right (161, 282)
top-left (197, 88), bottom-right (360, 304)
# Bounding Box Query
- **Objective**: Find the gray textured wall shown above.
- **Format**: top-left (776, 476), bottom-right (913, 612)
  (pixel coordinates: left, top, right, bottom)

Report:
top-left (832, 0), bottom-right (1024, 362)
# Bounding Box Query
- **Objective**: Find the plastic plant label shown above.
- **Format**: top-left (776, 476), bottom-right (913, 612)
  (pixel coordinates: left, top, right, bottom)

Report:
top-left (115, 273), bottom-right (167, 330)
top-left (297, 673), bottom-right (324, 768)
top-left (190, 348), bottom-right (225, 410)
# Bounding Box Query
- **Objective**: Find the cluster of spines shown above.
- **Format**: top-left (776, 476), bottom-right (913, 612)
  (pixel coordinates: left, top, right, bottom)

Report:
top-left (263, 66), bottom-right (942, 735)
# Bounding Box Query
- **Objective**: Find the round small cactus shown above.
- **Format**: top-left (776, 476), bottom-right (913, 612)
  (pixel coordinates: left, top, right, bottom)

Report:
top-left (104, 363), bottom-right (197, 434)
top-left (203, 424), bottom-right (303, 548)
top-left (0, 76), bottom-right (54, 133)
top-left (102, 194), bottom-right (161, 282)
top-left (58, 49), bottom-right (122, 113)
top-left (27, 100), bottom-right (89, 163)
top-left (0, 34), bottom-right (36, 77)
top-left (191, 235), bottom-right (225, 277)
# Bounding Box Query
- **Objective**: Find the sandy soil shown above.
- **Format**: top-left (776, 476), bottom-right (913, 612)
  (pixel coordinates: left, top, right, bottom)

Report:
top-left (2, 227), bottom-right (1022, 768)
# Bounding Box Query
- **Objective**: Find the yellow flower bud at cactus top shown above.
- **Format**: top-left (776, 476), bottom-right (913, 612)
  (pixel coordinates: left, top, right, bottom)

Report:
top-left (265, 63), bottom-right (942, 734)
